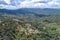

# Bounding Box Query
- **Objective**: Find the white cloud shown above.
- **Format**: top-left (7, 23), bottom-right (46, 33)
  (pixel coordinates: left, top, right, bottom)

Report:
top-left (47, 0), bottom-right (60, 5)
top-left (4, 0), bottom-right (11, 4)
top-left (31, 0), bottom-right (41, 2)
top-left (47, 0), bottom-right (60, 8)
top-left (0, 0), bottom-right (60, 9)
top-left (20, 1), bottom-right (32, 8)
top-left (0, 4), bottom-right (19, 9)
top-left (33, 3), bottom-right (47, 8)
top-left (19, 0), bottom-right (48, 8)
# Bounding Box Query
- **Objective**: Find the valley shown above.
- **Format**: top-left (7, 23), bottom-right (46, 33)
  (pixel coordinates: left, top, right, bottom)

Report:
top-left (0, 8), bottom-right (60, 40)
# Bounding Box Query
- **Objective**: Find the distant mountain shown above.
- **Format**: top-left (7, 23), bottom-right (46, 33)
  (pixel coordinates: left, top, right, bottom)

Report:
top-left (0, 8), bottom-right (60, 15)
top-left (0, 8), bottom-right (60, 17)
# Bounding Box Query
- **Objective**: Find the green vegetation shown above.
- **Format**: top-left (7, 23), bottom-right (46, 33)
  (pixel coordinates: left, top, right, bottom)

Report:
top-left (0, 13), bottom-right (60, 40)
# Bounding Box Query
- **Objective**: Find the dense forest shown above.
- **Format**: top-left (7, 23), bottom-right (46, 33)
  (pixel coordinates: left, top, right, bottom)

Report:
top-left (0, 10), bottom-right (60, 40)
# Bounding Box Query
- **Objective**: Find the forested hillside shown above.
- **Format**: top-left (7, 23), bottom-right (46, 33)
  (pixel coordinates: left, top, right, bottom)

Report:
top-left (0, 11), bottom-right (60, 40)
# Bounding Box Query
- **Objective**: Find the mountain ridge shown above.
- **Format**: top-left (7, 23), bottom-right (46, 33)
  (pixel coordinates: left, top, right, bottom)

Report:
top-left (0, 8), bottom-right (60, 15)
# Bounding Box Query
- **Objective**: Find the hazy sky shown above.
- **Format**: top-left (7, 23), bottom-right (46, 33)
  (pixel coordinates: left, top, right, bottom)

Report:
top-left (0, 0), bottom-right (60, 9)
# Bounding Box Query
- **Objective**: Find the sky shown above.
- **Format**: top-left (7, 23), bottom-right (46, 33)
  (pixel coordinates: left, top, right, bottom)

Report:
top-left (0, 0), bottom-right (60, 9)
